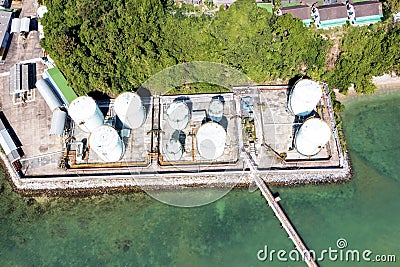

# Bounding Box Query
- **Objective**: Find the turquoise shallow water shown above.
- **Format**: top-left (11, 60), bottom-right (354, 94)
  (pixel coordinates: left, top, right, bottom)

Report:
top-left (0, 90), bottom-right (399, 266)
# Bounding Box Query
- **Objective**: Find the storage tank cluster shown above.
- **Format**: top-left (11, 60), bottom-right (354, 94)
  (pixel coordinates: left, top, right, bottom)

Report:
top-left (199, 96), bottom-right (226, 160)
top-left (164, 96), bottom-right (227, 161)
top-left (295, 118), bottom-right (331, 156)
top-left (165, 96), bottom-right (226, 161)
top-left (36, 79), bottom-right (68, 137)
top-left (288, 79), bottom-right (331, 156)
top-left (67, 96), bottom-right (116, 163)
top-left (288, 79), bottom-right (322, 117)
top-left (164, 100), bottom-right (190, 161)
top-left (68, 92), bottom-right (149, 163)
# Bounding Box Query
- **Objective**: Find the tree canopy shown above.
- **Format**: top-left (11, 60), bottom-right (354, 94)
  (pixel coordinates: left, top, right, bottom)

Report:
top-left (41, 0), bottom-right (328, 96)
top-left (41, 0), bottom-right (399, 96)
top-left (324, 23), bottom-right (400, 94)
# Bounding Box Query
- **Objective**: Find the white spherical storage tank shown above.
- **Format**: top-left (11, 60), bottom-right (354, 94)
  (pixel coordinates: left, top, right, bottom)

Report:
top-left (208, 98), bottom-right (224, 122)
top-left (35, 79), bottom-right (63, 112)
top-left (288, 79), bottom-right (322, 116)
top-left (68, 96), bottom-right (104, 133)
top-left (114, 92), bottom-right (146, 129)
top-left (196, 122), bottom-right (226, 160)
top-left (89, 125), bottom-right (124, 162)
top-left (164, 139), bottom-right (183, 161)
top-left (167, 101), bottom-right (190, 130)
top-left (295, 118), bottom-right (332, 156)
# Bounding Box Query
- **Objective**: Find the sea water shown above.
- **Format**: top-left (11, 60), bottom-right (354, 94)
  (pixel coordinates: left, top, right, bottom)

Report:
top-left (0, 91), bottom-right (399, 266)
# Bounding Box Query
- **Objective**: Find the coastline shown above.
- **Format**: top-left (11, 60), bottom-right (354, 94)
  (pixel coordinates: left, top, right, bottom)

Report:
top-left (0, 148), bottom-right (351, 197)
top-left (335, 74), bottom-right (400, 103)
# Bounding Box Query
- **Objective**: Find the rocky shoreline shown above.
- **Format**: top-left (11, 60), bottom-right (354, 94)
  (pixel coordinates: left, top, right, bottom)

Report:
top-left (1, 148), bottom-right (352, 197)
top-left (336, 74), bottom-right (400, 102)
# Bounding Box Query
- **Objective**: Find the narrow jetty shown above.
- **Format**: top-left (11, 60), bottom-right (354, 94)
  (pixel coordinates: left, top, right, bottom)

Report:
top-left (242, 153), bottom-right (318, 267)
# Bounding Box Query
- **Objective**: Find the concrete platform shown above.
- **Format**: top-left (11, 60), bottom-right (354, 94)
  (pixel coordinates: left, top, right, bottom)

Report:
top-left (70, 100), bottom-right (152, 167)
top-left (0, 5), bottom-right (345, 180)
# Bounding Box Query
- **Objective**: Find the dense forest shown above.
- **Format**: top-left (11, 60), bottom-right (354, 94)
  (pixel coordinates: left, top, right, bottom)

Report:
top-left (41, 0), bottom-right (399, 96)
top-left (325, 23), bottom-right (400, 94)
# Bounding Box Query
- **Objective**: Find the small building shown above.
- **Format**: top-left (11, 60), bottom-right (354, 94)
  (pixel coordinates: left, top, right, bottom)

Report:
top-left (9, 63), bottom-right (36, 104)
top-left (180, 0), bottom-right (202, 4)
top-left (317, 4), bottom-right (348, 28)
top-left (272, 1), bottom-right (383, 29)
top-left (281, 5), bottom-right (312, 26)
top-left (37, 6), bottom-right (48, 19)
top-left (38, 22), bottom-right (44, 40)
top-left (0, 114), bottom-right (23, 163)
top-left (20, 17), bottom-right (30, 33)
top-left (11, 17), bottom-right (31, 35)
top-left (213, 0), bottom-right (236, 7)
top-left (352, 1), bottom-right (383, 25)
top-left (0, 11), bottom-right (12, 63)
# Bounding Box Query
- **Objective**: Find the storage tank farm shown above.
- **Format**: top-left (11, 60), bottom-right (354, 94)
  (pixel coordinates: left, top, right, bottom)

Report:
top-left (68, 96), bottom-right (104, 133)
top-left (295, 118), bottom-right (332, 156)
top-left (89, 125), bottom-right (125, 162)
top-left (114, 92), bottom-right (146, 129)
top-left (288, 79), bottom-right (322, 116)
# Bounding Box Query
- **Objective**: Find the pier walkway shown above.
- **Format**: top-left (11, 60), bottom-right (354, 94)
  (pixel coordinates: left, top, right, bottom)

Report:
top-left (242, 153), bottom-right (318, 267)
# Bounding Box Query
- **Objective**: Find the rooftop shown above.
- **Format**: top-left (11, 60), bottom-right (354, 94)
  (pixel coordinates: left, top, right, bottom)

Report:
top-left (9, 63), bottom-right (36, 94)
top-left (353, 1), bottom-right (383, 17)
top-left (45, 67), bottom-right (78, 104)
top-left (0, 10), bottom-right (12, 57)
top-left (274, 0), bottom-right (383, 28)
top-left (317, 4), bottom-right (348, 21)
top-left (281, 5), bottom-right (311, 20)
